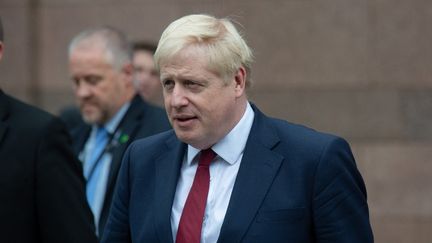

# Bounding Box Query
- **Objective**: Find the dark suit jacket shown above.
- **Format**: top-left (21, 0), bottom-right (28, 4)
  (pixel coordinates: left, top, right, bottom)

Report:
top-left (0, 90), bottom-right (98, 243)
top-left (71, 95), bottom-right (170, 238)
top-left (102, 104), bottom-right (374, 243)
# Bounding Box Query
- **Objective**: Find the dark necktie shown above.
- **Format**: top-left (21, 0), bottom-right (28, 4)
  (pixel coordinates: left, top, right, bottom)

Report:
top-left (176, 149), bottom-right (217, 243)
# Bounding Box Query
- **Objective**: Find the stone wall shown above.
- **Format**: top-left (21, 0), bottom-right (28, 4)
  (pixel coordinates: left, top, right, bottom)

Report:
top-left (1, 0), bottom-right (431, 242)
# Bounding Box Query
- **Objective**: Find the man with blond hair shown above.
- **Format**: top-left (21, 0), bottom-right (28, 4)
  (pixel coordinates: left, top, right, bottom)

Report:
top-left (103, 14), bottom-right (373, 243)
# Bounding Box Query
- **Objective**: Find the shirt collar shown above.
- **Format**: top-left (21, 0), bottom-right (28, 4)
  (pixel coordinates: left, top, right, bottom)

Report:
top-left (186, 102), bottom-right (255, 165)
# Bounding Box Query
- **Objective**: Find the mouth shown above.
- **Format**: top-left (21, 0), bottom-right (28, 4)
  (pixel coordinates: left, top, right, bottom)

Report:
top-left (80, 102), bottom-right (98, 114)
top-left (80, 103), bottom-right (94, 111)
top-left (172, 115), bottom-right (198, 127)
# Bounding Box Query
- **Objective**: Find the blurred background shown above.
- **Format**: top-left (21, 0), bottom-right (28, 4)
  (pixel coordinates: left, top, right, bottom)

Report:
top-left (1, 0), bottom-right (431, 242)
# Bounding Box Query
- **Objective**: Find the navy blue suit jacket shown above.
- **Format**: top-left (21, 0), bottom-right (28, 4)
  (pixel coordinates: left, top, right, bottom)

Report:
top-left (102, 105), bottom-right (373, 243)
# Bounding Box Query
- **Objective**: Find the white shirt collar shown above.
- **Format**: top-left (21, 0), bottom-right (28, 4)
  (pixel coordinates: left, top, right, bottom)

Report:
top-left (186, 102), bottom-right (255, 165)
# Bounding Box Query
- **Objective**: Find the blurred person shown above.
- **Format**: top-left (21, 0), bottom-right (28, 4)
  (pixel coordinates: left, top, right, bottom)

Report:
top-left (102, 14), bottom-right (374, 243)
top-left (68, 26), bottom-right (170, 238)
top-left (0, 17), bottom-right (98, 243)
top-left (132, 41), bottom-right (163, 106)
top-left (58, 41), bottom-right (162, 134)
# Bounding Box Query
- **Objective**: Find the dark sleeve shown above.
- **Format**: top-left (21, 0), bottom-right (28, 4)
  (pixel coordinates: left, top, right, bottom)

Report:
top-left (101, 143), bottom-right (133, 243)
top-left (36, 117), bottom-right (98, 243)
top-left (312, 138), bottom-right (374, 242)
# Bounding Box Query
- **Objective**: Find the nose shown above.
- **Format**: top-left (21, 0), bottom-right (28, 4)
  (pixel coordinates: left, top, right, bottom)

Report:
top-left (169, 85), bottom-right (188, 108)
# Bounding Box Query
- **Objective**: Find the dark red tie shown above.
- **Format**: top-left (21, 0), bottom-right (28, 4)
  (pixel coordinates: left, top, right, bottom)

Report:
top-left (176, 149), bottom-right (216, 243)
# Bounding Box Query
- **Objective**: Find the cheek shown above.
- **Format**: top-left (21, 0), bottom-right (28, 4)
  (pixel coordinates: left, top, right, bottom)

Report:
top-left (212, 101), bottom-right (234, 120)
top-left (200, 106), bottom-right (219, 125)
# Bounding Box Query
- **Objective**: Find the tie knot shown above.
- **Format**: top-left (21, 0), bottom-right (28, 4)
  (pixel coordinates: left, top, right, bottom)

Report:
top-left (198, 149), bottom-right (216, 167)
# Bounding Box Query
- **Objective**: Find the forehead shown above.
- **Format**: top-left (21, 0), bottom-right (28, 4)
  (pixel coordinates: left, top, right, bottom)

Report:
top-left (133, 49), bottom-right (153, 58)
top-left (69, 46), bottom-right (112, 69)
top-left (133, 50), bottom-right (154, 64)
top-left (160, 46), bottom-right (210, 73)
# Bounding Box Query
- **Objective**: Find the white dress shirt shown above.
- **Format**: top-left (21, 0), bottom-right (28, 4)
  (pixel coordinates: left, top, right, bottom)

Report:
top-left (171, 102), bottom-right (255, 243)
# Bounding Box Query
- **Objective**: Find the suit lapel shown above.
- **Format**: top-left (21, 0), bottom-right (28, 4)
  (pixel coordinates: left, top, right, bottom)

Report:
top-left (107, 118), bottom-right (139, 188)
top-left (218, 106), bottom-right (283, 243)
top-left (106, 95), bottom-right (168, 188)
top-left (0, 91), bottom-right (10, 145)
top-left (107, 96), bottom-right (146, 192)
top-left (154, 136), bottom-right (186, 243)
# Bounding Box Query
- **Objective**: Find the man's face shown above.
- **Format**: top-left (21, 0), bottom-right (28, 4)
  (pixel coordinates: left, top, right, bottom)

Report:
top-left (69, 46), bottom-right (129, 125)
top-left (160, 46), bottom-right (246, 149)
top-left (132, 50), bottom-right (161, 101)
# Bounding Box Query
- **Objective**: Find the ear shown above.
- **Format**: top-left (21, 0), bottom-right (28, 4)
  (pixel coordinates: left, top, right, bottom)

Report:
top-left (233, 66), bottom-right (246, 98)
top-left (121, 62), bottom-right (134, 85)
top-left (122, 62), bottom-right (134, 76)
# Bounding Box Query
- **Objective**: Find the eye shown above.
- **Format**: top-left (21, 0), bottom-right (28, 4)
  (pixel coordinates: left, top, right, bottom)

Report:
top-left (162, 79), bottom-right (175, 91)
top-left (72, 77), bottom-right (80, 86)
top-left (85, 75), bottom-right (103, 85)
top-left (185, 80), bottom-right (197, 87)
top-left (184, 80), bottom-right (203, 91)
top-left (134, 66), bottom-right (144, 73)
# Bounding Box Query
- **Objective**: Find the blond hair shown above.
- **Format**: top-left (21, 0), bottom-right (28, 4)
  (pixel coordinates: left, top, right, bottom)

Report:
top-left (154, 14), bottom-right (254, 86)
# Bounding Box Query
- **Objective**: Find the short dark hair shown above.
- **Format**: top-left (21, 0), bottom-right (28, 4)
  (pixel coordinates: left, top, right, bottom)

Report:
top-left (132, 41), bottom-right (157, 54)
top-left (0, 17), bottom-right (4, 42)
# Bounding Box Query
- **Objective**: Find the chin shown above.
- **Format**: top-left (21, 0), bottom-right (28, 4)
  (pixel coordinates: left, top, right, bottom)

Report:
top-left (82, 114), bottom-right (101, 125)
top-left (175, 133), bottom-right (210, 149)
top-left (174, 131), bottom-right (194, 144)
